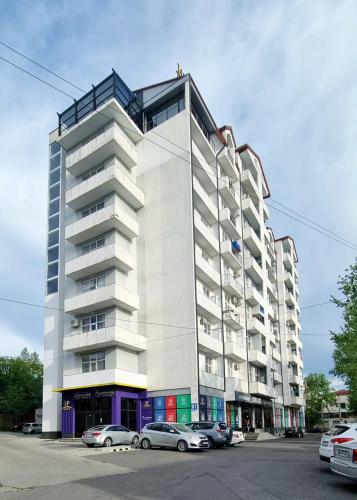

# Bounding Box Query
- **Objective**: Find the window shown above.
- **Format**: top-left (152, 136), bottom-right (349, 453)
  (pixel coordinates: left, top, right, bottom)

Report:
top-left (82, 164), bottom-right (105, 181)
top-left (48, 214), bottom-right (59, 232)
top-left (162, 424), bottom-right (175, 433)
top-left (49, 199), bottom-right (60, 216)
top-left (81, 200), bottom-right (105, 218)
top-left (81, 273), bottom-right (105, 293)
top-left (340, 402), bottom-right (346, 409)
top-left (50, 142), bottom-right (61, 156)
top-left (50, 154), bottom-right (61, 171)
top-left (82, 313), bottom-right (105, 332)
top-left (49, 168), bottom-right (60, 186)
top-left (47, 262), bottom-right (58, 279)
top-left (47, 278), bottom-right (58, 294)
top-left (48, 246), bottom-right (59, 262)
top-left (81, 237), bottom-right (105, 255)
top-left (226, 359), bottom-right (235, 377)
top-left (147, 93), bottom-right (185, 131)
top-left (49, 183), bottom-right (60, 201)
top-left (147, 423), bottom-right (162, 431)
top-left (205, 355), bottom-right (214, 374)
top-left (48, 230), bottom-right (59, 247)
top-left (82, 351), bottom-right (105, 373)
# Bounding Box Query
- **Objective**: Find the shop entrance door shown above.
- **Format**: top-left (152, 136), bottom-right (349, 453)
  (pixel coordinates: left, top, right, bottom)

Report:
top-left (75, 397), bottom-right (112, 437)
top-left (121, 398), bottom-right (137, 430)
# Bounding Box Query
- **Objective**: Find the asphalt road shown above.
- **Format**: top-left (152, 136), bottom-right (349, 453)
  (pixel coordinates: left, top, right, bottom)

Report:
top-left (0, 433), bottom-right (356, 499)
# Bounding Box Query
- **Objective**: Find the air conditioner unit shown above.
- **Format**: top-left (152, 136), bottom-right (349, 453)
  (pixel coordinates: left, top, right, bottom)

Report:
top-left (71, 319), bottom-right (81, 329)
top-left (199, 318), bottom-right (205, 325)
top-left (233, 363), bottom-right (239, 371)
top-left (231, 296), bottom-right (240, 306)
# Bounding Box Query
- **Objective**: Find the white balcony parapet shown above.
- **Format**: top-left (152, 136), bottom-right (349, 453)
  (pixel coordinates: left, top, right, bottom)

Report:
top-left (241, 169), bottom-right (259, 196)
top-left (63, 326), bottom-right (147, 353)
top-left (247, 317), bottom-right (266, 335)
top-left (217, 147), bottom-right (239, 181)
top-left (245, 286), bottom-right (263, 306)
top-left (66, 160), bottom-right (144, 211)
top-left (62, 368), bottom-right (147, 390)
top-left (243, 225), bottom-right (262, 256)
top-left (220, 208), bottom-right (241, 240)
top-left (272, 349), bottom-right (281, 362)
top-left (221, 240), bottom-right (243, 270)
top-left (191, 141), bottom-right (216, 193)
top-left (289, 395), bottom-right (304, 407)
top-left (218, 177), bottom-right (240, 211)
top-left (223, 310), bottom-right (244, 329)
top-left (288, 352), bottom-right (300, 365)
top-left (197, 292), bottom-right (222, 322)
top-left (249, 381), bottom-right (270, 398)
top-left (65, 244), bottom-right (135, 280)
top-left (66, 121), bottom-right (137, 177)
top-left (242, 197), bottom-right (260, 228)
top-left (199, 370), bottom-right (224, 390)
top-left (64, 283), bottom-right (139, 315)
top-left (222, 273), bottom-right (244, 299)
top-left (66, 201), bottom-right (138, 245)
top-left (225, 377), bottom-right (249, 400)
top-left (273, 372), bottom-right (283, 385)
top-left (244, 256), bottom-right (264, 283)
top-left (195, 253), bottom-right (221, 288)
top-left (224, 341), bottom-right (246, 362)
top-left (248, 349), bottom-right (268, 367)
top-left (193, 177), bottom-right (218, 224)
top-left (198, 329), bottom-right (223, 356)
top-left (194, 215), bottom-right (219, 256)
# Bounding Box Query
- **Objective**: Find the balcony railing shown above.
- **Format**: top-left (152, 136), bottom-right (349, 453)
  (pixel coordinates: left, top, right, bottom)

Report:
top-left (191, 104), bottom-right (216, 152)
top-left (58, 70), bottom-right (143, 135)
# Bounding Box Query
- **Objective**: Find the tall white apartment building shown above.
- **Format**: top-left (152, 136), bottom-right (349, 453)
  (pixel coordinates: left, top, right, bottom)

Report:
top-left (42, 70), bottom-right (304, 438)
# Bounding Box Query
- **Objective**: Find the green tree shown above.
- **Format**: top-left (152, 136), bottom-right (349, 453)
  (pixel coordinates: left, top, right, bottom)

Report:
top-left (331, 258), bottom-right (357, 413)
top-left (0, 349), bottom-right (43, 425)
top-left (305, 373), bottom-right (336, 429)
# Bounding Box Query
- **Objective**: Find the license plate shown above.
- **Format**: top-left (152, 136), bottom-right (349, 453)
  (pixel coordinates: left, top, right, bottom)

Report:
top-left (322, 441), bottom-right (329, 447)
top-left (337, 449), bottom-right (349, 459)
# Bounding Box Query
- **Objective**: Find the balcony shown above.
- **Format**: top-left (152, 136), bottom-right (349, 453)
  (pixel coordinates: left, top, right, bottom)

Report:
top-left (66, 160), bottom-right (144, 211)
top-left (288, 352), bottom-right (300, 365)
top-left (248, 349), bottom-right (268, 367)
top-left (285, 291), bottom-right (295, 307)
top-left (242, 198), bottom-right (260, 228)
top-left (283, 252), bottom-right (294, 271)
top-left (222, 273), bottom-right (244, 299)
top-left (66, 202), bottom-right (139, 245)
top-left (290, 395), bottom-right (304, 407)
top-left (195, 253), bottom-right (221, 288)
top-left (63, 326), bottom-right (147, 353)
top-left (272, 349), bottom-right (281, 362)
top-left (284, 271), bottom-right (294, 289)
top-left (287, 329), bottom-right (300, 343)
top-left (247, 317), bottom-right (266, 335)
top-left (193, 177), bottom-right (218, 224)
top-left (225, 341), bottom-right (246, 363)
top-left (198, 329), bottom-right (223, 356)
top-left (244, 256), bottom-right (264, 283)
top-left (225, 377), bottom-right (249, 400)
top-left (220, 240), bottom-right (243, 270)
top-left (273, 371), bottom-right (282, 385)
top-left (64, 283), bottom-right (139, 315)
top-left (217, 147), bottom-right (239, 181)
top-left (241, 169), bottom-right (259, 196)
top-left (220, 208), bottom-right (241, 240)
top-left (199, 370), bottom-right (224, 390)
top-left (288, 374), bottom-right (301, 385)
top-left (191, 110), bottom-right (216, 164)
top-left (268, 265), bottom-right (277, 283)
top-left (223, 310), bottom-right (244, 329)
top-left (249, 381), bottom-right (270, 398)
top-left (65, 244), bottom-right (135, 280)
top-left (266, 280), bottom-right (278, 303)
top-left (191, 141), bottom-right (216, 194)
top-left (245, 286), bottom-right (263, 306)
top-left (218, 177), bottom-right (240, 211)
top-left (197, 293), bottom-right (222, 322)
top-left (243, 226), bottom-right (262, 256)
top-left (62, 368), bottom-right (147, 391)
top-left (286, 310), bottom-right (297, 326)
top-left (66, 121), bottom-right (137, 177)
top-left (194, 216), bottom-right (219, 256)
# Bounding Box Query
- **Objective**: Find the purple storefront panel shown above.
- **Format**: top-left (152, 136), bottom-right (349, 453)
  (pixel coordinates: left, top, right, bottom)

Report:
top-left (139, 398), bottom-right (153, 430)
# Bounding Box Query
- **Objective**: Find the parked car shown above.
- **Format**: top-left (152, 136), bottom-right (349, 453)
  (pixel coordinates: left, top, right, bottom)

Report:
top-left (330, 440), bottom-right (357, 480)
top-left (140, 422), bottom-right (209, 452)
top-left (285, 427), bottom-right (304, 438)
top-left (229, 426), bottom-right (245, 446)
top-left (319, 423), bottom-right (357, 462)
top-left (186, 421), bottom-right (230, 448)
top-left (22, 423), bottom-right (42, 434)
top-left (82, 424), bottom-right (139, 448)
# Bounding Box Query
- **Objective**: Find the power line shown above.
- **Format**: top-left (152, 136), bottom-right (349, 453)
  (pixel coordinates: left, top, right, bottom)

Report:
top-left (300, 301), bottom-right (331, 310)
top-left (0, 47), bottom-right (356, 254)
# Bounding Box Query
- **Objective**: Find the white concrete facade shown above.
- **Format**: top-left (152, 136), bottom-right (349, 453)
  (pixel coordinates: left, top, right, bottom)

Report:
top-left (43, 71), bottom-right (304, 437)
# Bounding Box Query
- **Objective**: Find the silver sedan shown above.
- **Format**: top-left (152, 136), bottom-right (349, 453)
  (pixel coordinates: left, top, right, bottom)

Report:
top-left (82, 424), bottom-right (140, 447)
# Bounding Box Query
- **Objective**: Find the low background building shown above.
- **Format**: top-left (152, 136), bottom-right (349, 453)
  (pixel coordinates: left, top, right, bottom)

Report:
top-left (322, 390), bottom-right (356, 429)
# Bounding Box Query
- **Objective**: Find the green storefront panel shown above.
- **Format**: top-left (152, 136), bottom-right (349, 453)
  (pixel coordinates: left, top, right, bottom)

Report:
top-left (212, 409), bottom-right (218, 421)
top-left (177, 408), bottom-right (191, 423)
top-left (230, 410), bottom-right (235, 425)
top-left (212, 397), bottom-right (218, 410)
top-left (177, 394), bottom-right (191, 409)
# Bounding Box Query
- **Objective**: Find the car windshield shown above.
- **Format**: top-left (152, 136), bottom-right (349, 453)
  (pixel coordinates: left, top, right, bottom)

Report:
top-left (23, 424), bottom-right (31, 427)
top-left (172, 424), bottom-right (192, 433)
top-left (325, 425), bottom-right (350, 436)
top-left (88, 425), bottom-right (106, 431)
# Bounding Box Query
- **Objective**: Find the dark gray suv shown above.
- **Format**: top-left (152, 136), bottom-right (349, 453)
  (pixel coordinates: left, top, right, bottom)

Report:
top-left (187, 422), bottom-right (231, 448)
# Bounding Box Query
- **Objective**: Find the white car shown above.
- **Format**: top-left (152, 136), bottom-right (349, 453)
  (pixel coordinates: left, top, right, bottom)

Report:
top-left (330, 440), bottom-right (357, 480)
top-left (319, 423), bottom-right (357, 462)
top-left (229, 428), bottom-right (245, 446)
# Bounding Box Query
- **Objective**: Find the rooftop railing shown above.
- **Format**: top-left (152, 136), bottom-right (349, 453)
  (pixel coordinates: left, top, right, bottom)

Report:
top-left (58, 70), bottom-right (143, 135)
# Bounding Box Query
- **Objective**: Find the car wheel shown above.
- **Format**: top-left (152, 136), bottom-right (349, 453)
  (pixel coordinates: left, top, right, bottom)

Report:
top-left (31, 430), bottom-right (36, 434)
top-left (177, 440), bottom-right (188, 452)
top-left (141, 438), bottom-right (151, 449)
top-left (207, 437), bottom-right (215, 449)
top-left (132, 435), bottom-right (139, 445)
top-left (86, 444), bottom-right (95, 448)
top-left (103, 437), bottom-right (112, 447)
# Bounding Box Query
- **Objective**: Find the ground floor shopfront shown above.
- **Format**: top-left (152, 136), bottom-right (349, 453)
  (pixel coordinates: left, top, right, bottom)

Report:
top-left (226, 394), bottom-right (305, 434)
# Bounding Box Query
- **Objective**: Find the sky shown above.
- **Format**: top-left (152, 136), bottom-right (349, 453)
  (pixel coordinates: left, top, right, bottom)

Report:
top-left (0, 0), bottom-right (356, 388)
